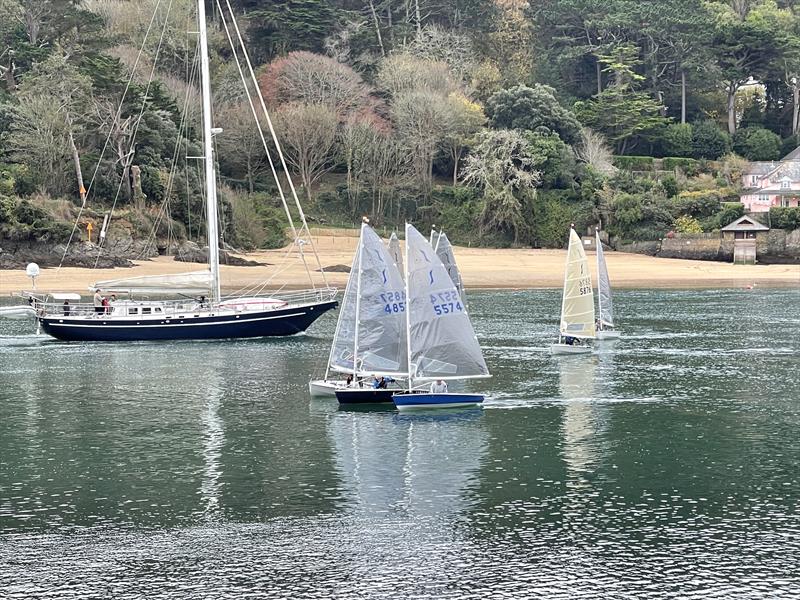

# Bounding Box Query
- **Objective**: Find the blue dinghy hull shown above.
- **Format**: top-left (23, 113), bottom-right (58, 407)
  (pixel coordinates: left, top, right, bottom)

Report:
top-left (392, 392), bottom-right (484, 411)
top-left (335, 388), bottom-right (396, 404)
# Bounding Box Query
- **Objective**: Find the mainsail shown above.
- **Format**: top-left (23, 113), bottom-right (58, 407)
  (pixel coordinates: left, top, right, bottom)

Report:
top-left (433, 231), bottom-right (466, 307)
top-left (329, 224), bottom-right (407, 377)
top-left (89, 271), bottom-right (212, 295)
top-left (388, 232), bottom-right (403, 279)
top-left (404, 224), bottom-right (489, 381)
top-left (559, 229), bottom-right (596, 339)
top-left (595, 230), bottom-right (614, 328)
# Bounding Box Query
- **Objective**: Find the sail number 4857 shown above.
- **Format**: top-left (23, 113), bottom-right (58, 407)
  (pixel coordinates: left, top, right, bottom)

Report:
top-left (381, 291), bottom-right (406, 314)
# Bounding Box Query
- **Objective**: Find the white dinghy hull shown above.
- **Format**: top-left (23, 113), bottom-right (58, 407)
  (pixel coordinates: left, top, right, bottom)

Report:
top-left (308, 379), bottom-right (343, 397)
top-left (550, 343), bottom-right (592, 355)
top-left (0, 305), bottom-right (36, 320)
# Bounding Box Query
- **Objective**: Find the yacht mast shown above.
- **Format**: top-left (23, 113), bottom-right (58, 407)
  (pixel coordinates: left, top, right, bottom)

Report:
top-left (197, 0), bottom-right (221, 303)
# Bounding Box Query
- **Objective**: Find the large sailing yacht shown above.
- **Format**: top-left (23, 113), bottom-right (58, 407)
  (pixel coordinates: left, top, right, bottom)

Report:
top-left (29, 1), bottom-right (337, 341)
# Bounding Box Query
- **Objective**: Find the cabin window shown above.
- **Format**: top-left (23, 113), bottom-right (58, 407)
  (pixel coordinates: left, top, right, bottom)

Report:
top-left (128, 307), bottom-right (138, 315)
top-left (155, 307), bottom-right (163, 313)
top-left (142, 307), bottom-right (152, 315)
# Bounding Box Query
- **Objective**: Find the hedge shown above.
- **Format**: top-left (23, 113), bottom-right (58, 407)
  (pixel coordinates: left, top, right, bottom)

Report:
top-left (613, 156), bottom-right (655, 171)
top-left (663, 157), bottom-right (699, 172)
top-left (769, 206), bottom-right (800, 230)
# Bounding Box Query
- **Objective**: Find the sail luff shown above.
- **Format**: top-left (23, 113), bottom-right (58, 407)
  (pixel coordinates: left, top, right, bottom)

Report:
top-left (595, 230), bottom-right (614, 327)
top-left (352, 223), bottom-right (365, 377)
top-left (404, 223), bottom-right (414, 390)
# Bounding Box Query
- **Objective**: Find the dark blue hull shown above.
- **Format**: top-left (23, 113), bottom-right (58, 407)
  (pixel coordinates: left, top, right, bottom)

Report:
top-left (393, 392), bottom-right (484, 410)
top-left (335, 388), bottom-right (396, 404)
top-left (38, 301), bottom-right (337, 341)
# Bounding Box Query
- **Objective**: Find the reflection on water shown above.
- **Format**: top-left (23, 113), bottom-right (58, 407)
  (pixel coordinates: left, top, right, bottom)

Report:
top-left (1, 288), bottom-right (800, 598)
top-left (558, 356), bottom-right (599, 478)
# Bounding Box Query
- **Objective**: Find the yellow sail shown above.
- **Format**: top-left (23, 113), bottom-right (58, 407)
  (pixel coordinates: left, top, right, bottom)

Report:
top-left (559, 229), bottom-right (596, 339)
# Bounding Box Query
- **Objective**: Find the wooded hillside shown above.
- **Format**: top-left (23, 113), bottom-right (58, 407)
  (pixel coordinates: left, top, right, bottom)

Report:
top-left (1, 0), bottom-right (799, 255)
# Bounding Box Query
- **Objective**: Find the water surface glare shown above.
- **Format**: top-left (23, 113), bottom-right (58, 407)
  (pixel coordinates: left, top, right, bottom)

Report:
top-left (1, 288), bottom-right (799, 598)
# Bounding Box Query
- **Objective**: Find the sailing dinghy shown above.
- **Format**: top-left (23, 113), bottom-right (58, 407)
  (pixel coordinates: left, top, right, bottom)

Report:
top-left (392, 224), bottom-right (490, 410)
top-left (550, 227), bottom-right (595, 355)
top-left (308, 221), bottom-right (408, 403)
top-left (594, 230), bottom-right (621, 340)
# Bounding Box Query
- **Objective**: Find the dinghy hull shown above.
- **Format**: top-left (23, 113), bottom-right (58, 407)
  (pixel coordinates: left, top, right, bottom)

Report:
top-left (550, 343), bottom-right (592, 355)
top-left (335, 388), bottom-right (396, 404)
top-left (393, 392), bottom-right (484, 410)
top-left (308, 379), bottom-right (342, 397)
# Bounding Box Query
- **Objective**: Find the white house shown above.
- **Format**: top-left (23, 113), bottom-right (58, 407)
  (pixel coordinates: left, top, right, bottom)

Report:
top-left (740, 146), bottom-right (800, 212)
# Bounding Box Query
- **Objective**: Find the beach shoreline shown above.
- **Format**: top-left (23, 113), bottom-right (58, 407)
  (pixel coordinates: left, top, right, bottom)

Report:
top-left (1, 232), bottom-right (798, 295)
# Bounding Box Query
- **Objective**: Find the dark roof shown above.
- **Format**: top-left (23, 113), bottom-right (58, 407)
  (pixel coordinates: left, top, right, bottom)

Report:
top-left (721, 215), bottom-right (770, 232)
top-left (781, 145), bottom-right (800, 161)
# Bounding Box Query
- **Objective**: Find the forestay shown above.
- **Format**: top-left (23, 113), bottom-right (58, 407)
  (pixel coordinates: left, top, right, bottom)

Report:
top-left (595, 231), bottom-right (614, 328)
top-left (433, 231), bottom-right (466, 307)
top-left (560, 229), bottom-right (596, 339)
top-left (405, 224), bottom-right (489, 381)
top-left (89, 271), bottom-right (212, 295)
top-left (330, 224), bottom-right (407, 377)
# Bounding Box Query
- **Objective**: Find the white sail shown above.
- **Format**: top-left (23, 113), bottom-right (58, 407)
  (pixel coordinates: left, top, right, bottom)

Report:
top-left (433, 232), bottom-right (466, 307)
top-left (330, 224), bottom-right (407, 377)
top-left (595, 231), bottom-right (614, 328)
top-left (404, 224), bottom-right (489, 381)
top-left (89, 271), bottom-right (212, 295)
top-left (559, 229), bottom-right (596, 339)
top-left (388, 232), bottom-right (403, 279)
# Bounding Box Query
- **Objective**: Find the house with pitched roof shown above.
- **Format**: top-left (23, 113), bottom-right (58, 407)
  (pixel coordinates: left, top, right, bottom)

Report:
top-left (740, 147), bottom-right (800, 212)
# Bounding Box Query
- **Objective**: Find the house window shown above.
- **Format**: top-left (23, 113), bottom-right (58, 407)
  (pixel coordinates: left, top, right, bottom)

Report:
top-left (750, 175), bottom-right (759, 185)
top-left (781, 178), bottom-right (791, 189)
top-left (758, 194), bottom-right (769, 203)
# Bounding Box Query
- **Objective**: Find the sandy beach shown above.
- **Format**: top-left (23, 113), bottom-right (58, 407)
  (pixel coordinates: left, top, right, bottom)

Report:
top-left (1, 228), bottom-right (798, 295)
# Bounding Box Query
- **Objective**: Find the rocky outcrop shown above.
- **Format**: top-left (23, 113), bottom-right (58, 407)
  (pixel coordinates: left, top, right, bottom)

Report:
top-left (0, 240), bottom-right (134, 269)
top-left (172, 241), bottom-right (265, 266)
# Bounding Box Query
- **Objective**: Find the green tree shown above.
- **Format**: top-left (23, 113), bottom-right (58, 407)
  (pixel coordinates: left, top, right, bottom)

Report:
top-left (661, 123), bottom-right (693, 157)
top-left (733, 126), bottom-right (783, 161)
top-left (691, 120), bottom-right (731, 159)
top-left (486, 84), bottom-right (582, 144)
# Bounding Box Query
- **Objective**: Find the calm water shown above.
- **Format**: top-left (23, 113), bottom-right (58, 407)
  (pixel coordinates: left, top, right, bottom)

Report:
top-left (1, 288), bottom-right (799, 598)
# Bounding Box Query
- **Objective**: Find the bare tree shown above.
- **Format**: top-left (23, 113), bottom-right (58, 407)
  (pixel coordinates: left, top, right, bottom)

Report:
top-left (575, 128), bottom-right (617, 177)
top-left (6, 96), bottom-right (71, 195)
top-left (442, 93), bottom-right (486, 185)
top-left (216, 102), bottom-right (269, 193)
top-left (274, 103), bottom-right (339, 203)
top-left (375, 53), bottom-right (456, 98)
top-left (392, 89), bottom-right (451, 197)
top-left (260, 51), bottom-right (375, 118)
top-left (462, 129), bottom-right (541, 243)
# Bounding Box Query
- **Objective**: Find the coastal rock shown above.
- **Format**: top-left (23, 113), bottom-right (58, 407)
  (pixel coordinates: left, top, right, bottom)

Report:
top-left (173, 241), bottom-right (264, 266)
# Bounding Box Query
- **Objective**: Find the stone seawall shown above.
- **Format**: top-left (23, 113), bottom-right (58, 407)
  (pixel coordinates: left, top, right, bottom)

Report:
top-left (619, 229), bottom-right (800, 264)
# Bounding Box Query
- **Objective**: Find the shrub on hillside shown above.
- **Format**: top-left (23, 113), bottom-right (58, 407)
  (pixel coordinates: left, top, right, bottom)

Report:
top-left (733, 127), bottom-right (782, 161)
top-left (674, 214), bottom-right (703, 234)
top-left (661, 123), bottom-right (693, 157)
top-left (770, 206), bottom-right (800, 230)
top-left (662, 157), bottom-right (699, 174)
top-left (691, 121), bottom-right (731, 160)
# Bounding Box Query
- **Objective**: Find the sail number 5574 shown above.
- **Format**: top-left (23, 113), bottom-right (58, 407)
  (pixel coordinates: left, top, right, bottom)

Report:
top-left (430, 291), bottom-right (463, 316)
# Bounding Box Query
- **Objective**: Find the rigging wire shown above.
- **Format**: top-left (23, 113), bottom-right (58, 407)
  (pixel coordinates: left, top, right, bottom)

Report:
top-left (57, 0), bottom-right (165, 271)
top-left (219, 0), bottom-right (330, 289)
top-left (93, 0), bottom-right (176, 269)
